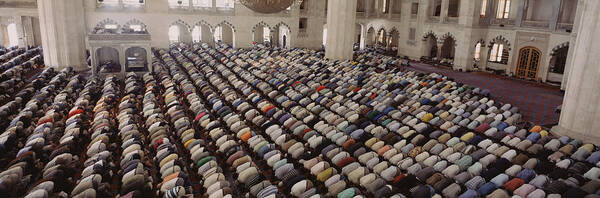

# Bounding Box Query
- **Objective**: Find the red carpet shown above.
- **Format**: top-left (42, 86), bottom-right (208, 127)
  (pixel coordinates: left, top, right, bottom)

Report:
top-left (404, 62), bottom-right (564, 126)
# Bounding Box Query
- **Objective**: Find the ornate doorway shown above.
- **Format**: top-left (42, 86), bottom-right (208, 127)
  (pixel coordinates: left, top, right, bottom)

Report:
top-left (516, 46), bottom-right (541, 80)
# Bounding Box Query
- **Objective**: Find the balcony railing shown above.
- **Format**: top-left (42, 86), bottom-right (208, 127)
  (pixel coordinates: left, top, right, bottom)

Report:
top-left (557, 23), bottom-right (574, 31)
top-left (444, 17), bottom-right (458, 24)
top-left (356, 12), bottom-right (366, 18)
top-left (490, 18), bottom-right (515, 26)
top-left (427, 16), bottom-right (440, 23)
top-left (522, 20), bottom-right (550, 29)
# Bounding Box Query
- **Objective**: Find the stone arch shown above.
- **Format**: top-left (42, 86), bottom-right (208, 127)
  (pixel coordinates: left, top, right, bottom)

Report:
top-left (252, 21), bottom-right (273, 33)
top-left (170, 19), bottom-right (192, 32)
top-left (366, 26), bottom-right (376, 46)
top-left (193, 20), bottom-right (214, 45)
top-left (488, 35), bottom-right (511, 50)
top-left (387, 27), bottom-right (399, 49)
top-left (274, 22), bottom-right (292, 48)
top-left (274, 22), bottom-right (292, 33)
top-left (194, 20), bottom-right (213, 33)
top-left (217, 20), bottom-right (236, 32)
top-left (93, 18), bottom-right (120, 34)
top-left (475, 39), bottom-right (486, 47)
top-left (549, 42), bottom-right (569, 74)
top-left (215, 20), bottom-right (236, 47)
top-left (422, 30), bottom-right (437, 41)
top-left (551, 42), bottom-right (569, 56)
top-left (124, 18), bottom-right (147, 30)
top-left (439, 32), bottom-right (457, 45)
top-left (123, 18), bottom-right (148, 33)
top-left (376, 27), bottom-right (387, 45)
top-left (252, 21), bottom-right (273, 44)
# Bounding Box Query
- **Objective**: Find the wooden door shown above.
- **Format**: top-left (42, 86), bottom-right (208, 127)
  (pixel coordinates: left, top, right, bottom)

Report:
top-left (516, 46), bottom-right (541, 80)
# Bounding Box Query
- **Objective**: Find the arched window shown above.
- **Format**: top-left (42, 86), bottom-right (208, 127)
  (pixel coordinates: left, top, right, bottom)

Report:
top-left (489, 43), bottom-right (509, 64)
top-left (496, 0), bottom-right (510, 19)
top-left (169, 25), bottom-right (180, 43)
top-left (214, 26), bottom-right (223, 42)
top-left (192, 26), bottom-right (201, 42)
top-left (382, 0), bottom-right (389, 13)
top-left (168, 0), bottom-right (189, 8)
top-left (480, 0), bottom-right (487, 17)
top-left (7, 23), bottom-right (19, 47)
top-left (474, 43), bottom-right (482, 61)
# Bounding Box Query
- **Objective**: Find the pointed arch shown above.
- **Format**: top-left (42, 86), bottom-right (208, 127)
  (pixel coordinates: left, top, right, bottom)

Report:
top-left (170, 19), bottom-right (192, 32)
top-left (252, 21), bottom-right (272, 33)
top-left (488, 35), bottom-right (511, 50)
top-left (93, 18), bottom-right (120, 34)
top-left (550, 42), bottom-right (569, 56)
top-left (194, 20), bottom-right (213, 33)
top-left (422, 30), bottom-right (437, 41)
top-left (439, 32), bottom-right (457, 46)
top-left (274, 22), bottom-right (292, 33)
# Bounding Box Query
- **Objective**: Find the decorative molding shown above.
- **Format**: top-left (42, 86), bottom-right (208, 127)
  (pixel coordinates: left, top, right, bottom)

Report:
top-left (216, 20), bottom-right (236, 32)
top-left (475, 39), bottom-right (486, 47)
top-left (194, 20), bottom-right (214, 33)
top-left (170, 19), bottom-right (192, 32)
top-left (550, 42), bottom-right (569, 56)
top-left (438, 32), bottom-right (456, 46)
top-left (422, 30), bottom-right (437, 41)
top-left (93, 18), bottom-right (120, 34)
top-left (488, 35), bottom-right (511, 50)
top-left (252, 21), bottom-right (272, 33)
top-left (274, 22), bottom-right (292, 33)
top-left (124, 18), bottom-right (147, 30)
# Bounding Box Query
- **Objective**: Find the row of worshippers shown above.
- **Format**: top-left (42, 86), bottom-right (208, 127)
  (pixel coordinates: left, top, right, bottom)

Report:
top-left (1, 40), bottom-right (600, 198)
top-left (0, 47), bottom-right (43, 115)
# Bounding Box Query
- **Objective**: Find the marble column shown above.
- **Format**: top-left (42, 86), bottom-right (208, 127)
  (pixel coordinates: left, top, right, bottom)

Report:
top-left (440, 0), bottom-right (450, 23)
top-left (21, 16), bottom-right (35, 47)
top-left (549, 0), bottom-right (563, 30)
top-left (325, 0), bottom-right (357, 60)
top-left (37, 0), bottom-right (88, 71)
top-left (436, 41), bottom-right (443, 60)
top-left (483, 0), bottom-right (494, 24)
top-left (387, 0), bottom-right (393, 19)
top-left (561, 0), bottom-right (584, 90)
top-left (552, 0), bottom-right (600, 143)
top-left (515, 0), bottom-right (527, 26)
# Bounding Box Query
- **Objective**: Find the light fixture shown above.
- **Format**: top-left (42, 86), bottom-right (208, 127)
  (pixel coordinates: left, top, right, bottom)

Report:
top-left (240, 0), bottom-right (301, 13)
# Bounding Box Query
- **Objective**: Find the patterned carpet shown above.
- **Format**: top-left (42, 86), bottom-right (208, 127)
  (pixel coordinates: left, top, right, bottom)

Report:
top-left (404, 62), bottom-right (564, 126)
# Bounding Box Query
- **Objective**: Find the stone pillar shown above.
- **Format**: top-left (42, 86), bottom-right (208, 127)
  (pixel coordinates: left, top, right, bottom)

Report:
top-left (484, 0), bottom-right (495, 24)
top-left (454, 32), bottom-right (476, 71)
top-left (374, 0), bottom-right (380, 17)
top-left (515, 0), bottom-right (527, 26)
top-left (22, 16), bottom-right (35, 47)
top-left (37, 0), bottom-right (87, 71)
top-left (552, 0), bottom-right (600, 143)
top-left (325, 0), bottom-right (357, 60)
top-left (359, 25), bottom-right (366, 50)
top-left (387, 0), bottom-right (393, 19)
top-left (440, 0), bottom-right (449, 23)
top-left (13, 16), bottom-right (26, 48)
top-left (561, 0), bottom-right (584, 90)
top-left (436, 41), bottom-right (443, 60)
top-left (549, 0), bottom-right (563, 30)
